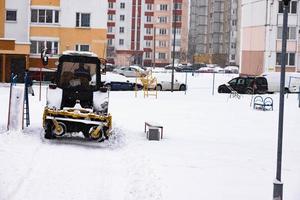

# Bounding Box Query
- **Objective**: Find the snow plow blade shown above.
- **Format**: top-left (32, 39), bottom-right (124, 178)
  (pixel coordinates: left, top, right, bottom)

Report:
top-left (43, 107), bottom-right (112, 142)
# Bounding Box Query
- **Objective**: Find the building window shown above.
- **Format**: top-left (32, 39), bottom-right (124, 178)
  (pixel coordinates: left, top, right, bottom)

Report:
top-left (146, 16), bottom-right (152, 22)
top-left (172, 28), bottom-right (181, 35)
top-left (279, 1), bottom-right (297, 14)
top-left (159, 28), bottom-right (167, 35)
top-left (277, 27), bottom-right (296, 40)
top-left (120, 15), bottom-right (125, 21)
top-left (119, 39), bottom-right (124, 45)
top-left (6, 10), bottom-right (17, 22)
top-left (120, 2), bottom-right (125, 9)
top-left (75, 44), bottom-right (90, 52)
top-left (31, 9), bottom-right (59, 24)
top-left (108, 39), bottom-right (113, 46)
top-left (158, 41), bottom-right (167, 47)
top-left (158, 16), bottom-right (167, 23)
top-left (108, 2), bottom-right (114, 9)
top-left (231, 43), bottom-right (236, 49)
top-left (160, 4), bottom-right (168, 11)
top-left (172, 39), bottom-right (181, 46)
top-left (174, 3), bottom-right (182, 10)
top-left (76, 13), bottom-right (90, 27)
top-left (108, 14), bottom-right (113, 21)
top-left (146, 4), bottom-right (153, 10)
top-left (231, 54), bottom-right (236, 60)
top-left (145, 52), bottom-right (151, 59)
top-left (232, 19), bottom-right (237, 26)
top-left (145, 41), bottom-right (151, 47)
top-left (145, 28), bottom-right (152, 35)
top-left (158, 52), bottom-right (166, 59)
top-left (108, 26), bottom-right (113, 33)
top-left (30, 40), bottom-right (59, 55)
top-left (119, 27), bottom-right (124, 33)
top-left (276, 52), bottom-right (296, 66)
top-left (173, 15), bottom-right (181, 22)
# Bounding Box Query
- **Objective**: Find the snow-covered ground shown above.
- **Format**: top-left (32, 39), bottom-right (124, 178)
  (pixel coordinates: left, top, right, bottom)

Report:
top-left (0, 73), bottom-right (300, 200)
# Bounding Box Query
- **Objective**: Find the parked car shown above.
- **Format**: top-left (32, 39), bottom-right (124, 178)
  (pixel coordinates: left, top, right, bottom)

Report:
top-left (113, 65), bottom-right (148, 77)
top-left (147, 74), bottom-right (187, 91)
top-left (196, 67), bottom-right (215, 73)
top-left (192, 63), bottom-right (206, 70)
top-left (164, 64), bottom-right (183, 72)
top-left (218, 76), bottom-right (268, 94)
top-left (156, 79), bottom-right (186, 91)
top-left (106, 63), bottom-right (116, 72)
top-left (102, 72), bottom-right (143, 91)
top-left (224, 65), bottom-right (239, 74)
top-left (262, 72), bottom-right (300, 93)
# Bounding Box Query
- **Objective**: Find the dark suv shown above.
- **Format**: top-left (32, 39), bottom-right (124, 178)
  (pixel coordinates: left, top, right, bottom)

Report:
top-left (218, 76), bottom-right (268, 94)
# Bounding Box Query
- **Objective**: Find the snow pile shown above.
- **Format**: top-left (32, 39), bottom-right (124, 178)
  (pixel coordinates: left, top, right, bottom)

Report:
top-left (0, 73), bottom-right (299, 200)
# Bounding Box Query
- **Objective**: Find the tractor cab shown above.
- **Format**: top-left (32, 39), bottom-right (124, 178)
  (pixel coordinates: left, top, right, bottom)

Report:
top-left (43, 51), bottom-right (112, 142)
top-left (53, 51), bottom-right (107, 109)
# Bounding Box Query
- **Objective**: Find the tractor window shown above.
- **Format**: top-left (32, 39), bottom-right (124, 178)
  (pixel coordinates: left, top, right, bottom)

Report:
top-left (59, 62), bottom-right (97, 89)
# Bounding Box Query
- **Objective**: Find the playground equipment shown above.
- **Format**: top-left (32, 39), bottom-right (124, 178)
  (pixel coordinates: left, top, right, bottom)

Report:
top-left (135, 71), bottom-right (158, 98)
top-left (42, 51), bottom-right (112, 142)
top-left (7, 72), bottom-right (30, 131)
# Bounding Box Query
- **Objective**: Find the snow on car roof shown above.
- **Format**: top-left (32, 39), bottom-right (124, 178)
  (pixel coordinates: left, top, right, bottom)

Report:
top-left (62, 51), bottom-right (98, 58)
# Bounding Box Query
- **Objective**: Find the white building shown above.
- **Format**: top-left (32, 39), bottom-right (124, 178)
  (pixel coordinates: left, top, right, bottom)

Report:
top-left (241, 0), bottom-right (300, 75)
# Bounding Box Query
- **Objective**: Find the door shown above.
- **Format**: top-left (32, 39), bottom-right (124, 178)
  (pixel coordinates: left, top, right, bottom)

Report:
top-left (11, 57), bottom-right (26, 83)
top-left (235, 78), bottom-right (246, 93)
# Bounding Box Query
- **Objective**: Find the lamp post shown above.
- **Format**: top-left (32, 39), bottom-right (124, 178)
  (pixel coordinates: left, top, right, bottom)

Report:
top-left (273, 0), bottom-right (290, 199)
top-left (171, 1), bottom-right (177, 92)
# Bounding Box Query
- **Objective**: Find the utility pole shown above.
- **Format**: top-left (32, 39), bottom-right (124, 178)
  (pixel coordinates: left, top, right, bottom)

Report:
top-left (171, 1), bottom-right (177, 92)
top-left (273, 1), bottom-right (290, 200)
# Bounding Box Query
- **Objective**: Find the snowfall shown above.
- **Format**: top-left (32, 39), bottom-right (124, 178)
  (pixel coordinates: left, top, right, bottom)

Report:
top-left (0, 72), bottom-right (299, 200)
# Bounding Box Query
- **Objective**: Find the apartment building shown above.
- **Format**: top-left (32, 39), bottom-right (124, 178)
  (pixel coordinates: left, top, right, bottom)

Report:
top-left (0, 0), bottom-right (107, 82)
top-left (106, 0), bottom-right (189, 67)
top-left (241, 0), bottom-right (300, 75)
top-left (188, 0), bottom-right (239, 66)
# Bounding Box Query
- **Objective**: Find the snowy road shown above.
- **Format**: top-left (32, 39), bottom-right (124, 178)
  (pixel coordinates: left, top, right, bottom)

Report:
top-left (0, 73), bottom-right (300, 200)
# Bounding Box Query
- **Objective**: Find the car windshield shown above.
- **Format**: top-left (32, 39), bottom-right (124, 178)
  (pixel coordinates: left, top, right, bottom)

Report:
top-left (58, 61), bottom-right (97, 90)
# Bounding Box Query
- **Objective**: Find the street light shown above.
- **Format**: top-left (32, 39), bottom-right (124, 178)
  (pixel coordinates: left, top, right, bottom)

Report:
top-left (273, 0), bottom-right (290, 199)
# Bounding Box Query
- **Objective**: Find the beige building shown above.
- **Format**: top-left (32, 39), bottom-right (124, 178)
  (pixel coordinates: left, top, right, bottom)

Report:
top-left (241, 0), bottom-right (300, 75)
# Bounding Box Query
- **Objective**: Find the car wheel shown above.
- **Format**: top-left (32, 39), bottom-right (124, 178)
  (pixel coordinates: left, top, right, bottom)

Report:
top-left (156, 84), bottom-right (162, 91)
top-left (245, 88), bottom-right (254, 94)
top-left (284, 87), bottom-right (290, 94)
top-left (179, 84), bottom-right (186, 91)
top-left (106, 84), bottom-right (111, 91)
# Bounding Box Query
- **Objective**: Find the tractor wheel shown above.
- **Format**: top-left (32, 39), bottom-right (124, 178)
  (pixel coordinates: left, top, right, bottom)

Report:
top-left (245, 88), bottom-right (254, 94)
top-left (156, 84), bottom-right (162, 91)
top-left (51, 122), bottom-right (66, 137)
top-left (44, 122), bottom-right (56, 139)
top-left (89, 126), bottom-right (103, 141)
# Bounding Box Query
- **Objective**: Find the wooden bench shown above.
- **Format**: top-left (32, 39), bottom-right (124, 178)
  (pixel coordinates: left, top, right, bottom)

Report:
top-left (144, 122), bottom-right (163, 139)
top-left (253, 96), bottom-right (273, 111)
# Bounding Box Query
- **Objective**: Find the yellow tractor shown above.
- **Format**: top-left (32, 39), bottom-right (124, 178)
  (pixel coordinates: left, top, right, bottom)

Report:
top-left (43, 51), bottom-right (112, 142)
